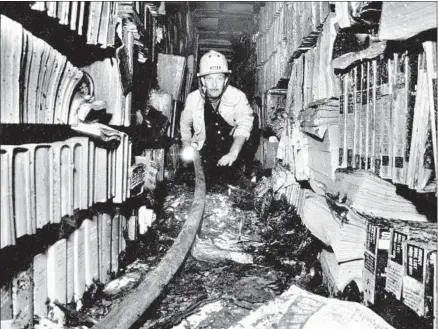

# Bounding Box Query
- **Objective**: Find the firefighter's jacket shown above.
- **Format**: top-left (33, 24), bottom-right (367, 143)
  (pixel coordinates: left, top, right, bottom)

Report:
top-left (180, 85), bottom-right (254, 150)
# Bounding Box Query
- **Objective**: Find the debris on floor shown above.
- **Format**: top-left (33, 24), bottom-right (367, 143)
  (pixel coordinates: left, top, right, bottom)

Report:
top-left (227, 285), bottom-right (396, 329)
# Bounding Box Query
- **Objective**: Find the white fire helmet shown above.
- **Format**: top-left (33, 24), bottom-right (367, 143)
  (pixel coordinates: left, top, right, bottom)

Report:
top-left (197, 50), bottom-right (231, 77)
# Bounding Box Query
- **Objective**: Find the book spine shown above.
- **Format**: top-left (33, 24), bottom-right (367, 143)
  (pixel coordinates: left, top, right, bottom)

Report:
top-left (380, 56), bottom-right (393, 179)
top-left (404, 53), bottom-right (419, 183)
top-left (360, 62), bottom-right (368, 170)
top-left (339, 74), bottom-right (346, 168)
top-left (423, 41), bottom-right (438, 188)
top-left (374, 56), bottom-right (383, 176)
top-left (392, 52), bottom-right (408, 184)
top-left (367, 60), bottom-right (376, 172)
top-left (346, 69), bottom-right (355, 168)
top-left (354, 66), bottom-right (362, 168)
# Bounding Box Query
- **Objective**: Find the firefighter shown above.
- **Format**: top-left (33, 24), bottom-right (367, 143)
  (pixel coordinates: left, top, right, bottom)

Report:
top-left (180, 50), bottom-right (254, 182)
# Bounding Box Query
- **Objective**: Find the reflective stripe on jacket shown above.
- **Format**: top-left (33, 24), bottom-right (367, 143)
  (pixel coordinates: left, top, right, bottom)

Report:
top-left (180, 85), bottom-right (254, 150)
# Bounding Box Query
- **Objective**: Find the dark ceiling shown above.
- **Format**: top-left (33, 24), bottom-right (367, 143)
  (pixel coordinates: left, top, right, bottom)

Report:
top-left (188, 2), bottom-right (260, 62)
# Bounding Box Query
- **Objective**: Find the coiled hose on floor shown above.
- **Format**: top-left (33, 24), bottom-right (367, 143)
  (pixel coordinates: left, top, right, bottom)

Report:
top-left (94, 151), bottom-right (206, 329)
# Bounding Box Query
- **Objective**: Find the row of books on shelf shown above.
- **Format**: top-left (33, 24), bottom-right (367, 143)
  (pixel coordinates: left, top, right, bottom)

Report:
top-left (285, 12), bottom-right (339, 120)
top-left (0, 205), bottom-right (156, 327)
top-left (258, 12), bottom-right (338, 98)
top-left (1, 15), bottom-right (86, 125)
top-left (257, 1), bottom-right (330, 66)
top-left (338, 42), bottom-right (437, 193)
top-left (30, 2), bottom-right (117, 48)
top-left (0, 134), bottom-right (132, 249)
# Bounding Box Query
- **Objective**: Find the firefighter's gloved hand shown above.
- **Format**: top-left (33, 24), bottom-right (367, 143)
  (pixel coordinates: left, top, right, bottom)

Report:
top-left (181, 142), bottom-right (198, 163)
top-left (217, 151), bottom-right (238, 166)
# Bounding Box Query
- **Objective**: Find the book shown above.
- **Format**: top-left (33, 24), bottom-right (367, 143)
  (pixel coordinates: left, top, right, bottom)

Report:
top-left (360, 62), bottom-right (368, 170)
top-left (354, 65), bottom-right (362, 169)
top-left (0, 15), bottom-right (22, 124)
top-left (87, 2), bottom-right (102, 45)
top-left (66, 234), bottom-right (74, 304)
top-left (338, 75), bottom-right (347, 168)
top-left (127, 214), bottom-right (138, 241)
top-left (77, 1), bottom-right (86, 36)
top-left (46, 50), bottom-right (67, 124)
top-left (407, 54), bottom-right (429, 190)
top-left (423, 41), bottom-right (437, 187)
top-left (47, 239), bottom-right (67, 318)
top-left (40, 46), bottom-right (56, 124)
top-left (60, 143), bottom-right (73, 217)
top-left (82, 218), bottom-right (99, 287)
top-left (346, 69), bottom-right (355, 168)
top-left (99, 212), bottom-right (112, 284)
top-left (380, 56), bottom-right (393, 179)
top-left (301, 192), bottom-right (367, 263)
top-left (12, 266), bottom-right (34, 327)
top-left (114, 134), bottom-right (125, 204)
top-left (66, 137), bottom-right (89, 211)
top-left (401, 233), bottom-right (437, 317)
top-left (364, 61), bottom-right (372, 171)
top-left (13, 147), bottom-right (33, 238)
top-left (331, 170), bottom-right (428, 222)
top-left (70, 1), bottom-right (79, 31)
top-left (0, 148), bottom-right (15, 249)
top-left (320, 249), bottom-right (364, 296)
top-left (111, 214), bottom-right (119, 273)
top-left (97, 1), bottom-right (110, 47)
top-left (33, 253), bottom-right (48, 317)
top-left (88, 139), bottom-right (95, 208)
top-left (94, 146), bottom-right (108, 203)
top-left (368, 59), bottom-right (377, 173)
top-left (34, 144), bottom-right (53, 228)
top-left (27, 37), bottom-right (44, 124)
top-left (51, 142), bottom-right (63, 224)
top-left (391, 52), bottom-right (408, 184)
top-left (374, 56), bottom-right (383, 176)
top-left (21, 30), bottom-right (32, 124)
top-left (118, 213), bottom-right (127, 253)
top-left (73, 226), bottom-right (86, 303)
top-left (404, 53), bottom-right (420, 185)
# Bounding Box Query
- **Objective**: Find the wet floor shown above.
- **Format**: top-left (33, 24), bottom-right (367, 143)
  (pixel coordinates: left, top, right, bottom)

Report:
top-left (69, 174), bottom-right (431, 329)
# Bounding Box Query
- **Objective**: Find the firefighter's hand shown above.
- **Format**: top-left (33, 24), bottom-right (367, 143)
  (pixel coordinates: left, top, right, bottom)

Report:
top-left (217, 151), bottom-right (238, 166)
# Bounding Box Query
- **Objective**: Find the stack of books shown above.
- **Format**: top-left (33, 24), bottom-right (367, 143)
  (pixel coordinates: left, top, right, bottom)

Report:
top-left (319, 248), bottom-right (364, 296)
top-left (330, 170), bottom-right (428, 222)
top-left (256, 2), bottom-right (331, 95)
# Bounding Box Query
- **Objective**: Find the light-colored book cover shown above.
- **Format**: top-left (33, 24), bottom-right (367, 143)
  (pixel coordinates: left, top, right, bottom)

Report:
top-left (66, 233), bottom-right (74, 304)
top-left (99, 212), bottom-right (112, 284)
top-left (82, 218), bottom-right (99, 287)
top-left (73, 226), bottom-right (86, 303)
top-left (47, 239), bottom-right (67, 305)
top-left (33, 253), bottom-right (48, 317)
top-left (111, 214), bottom-right (120, 273)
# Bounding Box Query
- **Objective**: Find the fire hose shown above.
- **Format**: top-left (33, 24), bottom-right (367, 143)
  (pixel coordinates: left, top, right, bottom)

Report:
top-left (94, 151), bottom-right (206, 329)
